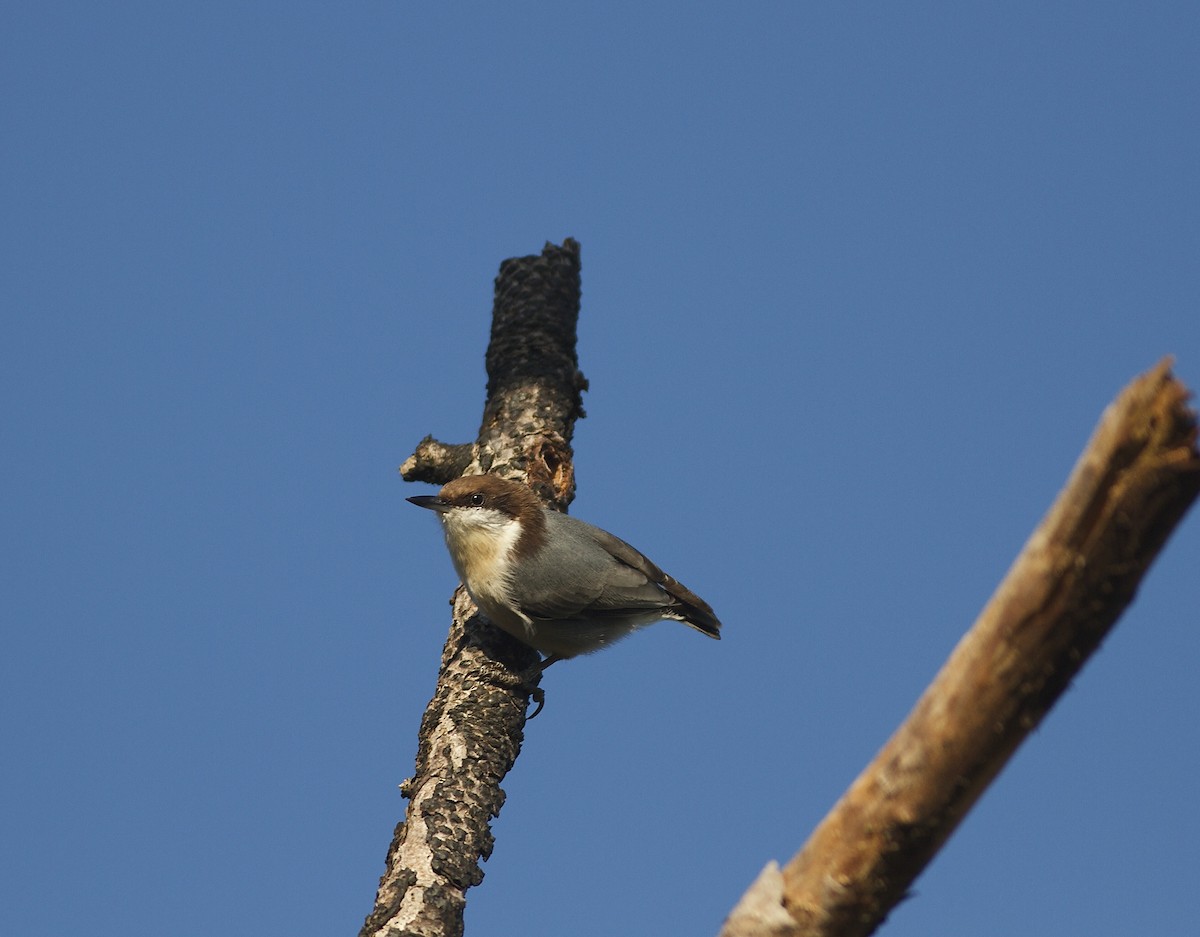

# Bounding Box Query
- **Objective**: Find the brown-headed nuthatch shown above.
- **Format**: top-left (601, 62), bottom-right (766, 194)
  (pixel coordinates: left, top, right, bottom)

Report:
top-left (407, 475), bottom-right (722, 666)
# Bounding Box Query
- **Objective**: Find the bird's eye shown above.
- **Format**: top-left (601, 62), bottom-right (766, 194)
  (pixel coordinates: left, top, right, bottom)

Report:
top-left (469, 493), bottom-right (485, 506)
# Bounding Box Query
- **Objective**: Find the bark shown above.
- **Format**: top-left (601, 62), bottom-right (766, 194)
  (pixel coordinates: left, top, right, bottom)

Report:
top-left (722, 358), bottom-right (1200, 937)
top-left (362, 238), bottom-right (585, 937)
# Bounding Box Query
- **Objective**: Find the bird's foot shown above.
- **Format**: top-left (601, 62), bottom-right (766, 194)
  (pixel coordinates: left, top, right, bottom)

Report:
top-left (527, 686), bottom-right (546, 719)
top-left (522, 654), bottom-right (562, 720)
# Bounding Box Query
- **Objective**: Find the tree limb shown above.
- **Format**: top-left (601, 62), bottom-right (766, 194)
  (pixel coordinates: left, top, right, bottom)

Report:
top-left (721, 358), bottom-right (1200, 937)
top-left (399, 437), bottom-right (476, 485)
top-left (361, 238), bottom-right (585, 937)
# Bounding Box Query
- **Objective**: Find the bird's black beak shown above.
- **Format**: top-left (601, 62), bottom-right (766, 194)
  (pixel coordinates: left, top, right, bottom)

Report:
top-left (407, 495), bottom-right (452, 514)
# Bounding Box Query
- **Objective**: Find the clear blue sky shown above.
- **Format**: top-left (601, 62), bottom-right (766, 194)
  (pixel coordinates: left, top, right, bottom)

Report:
top-left (3, 4), bottom-right (1198, 936)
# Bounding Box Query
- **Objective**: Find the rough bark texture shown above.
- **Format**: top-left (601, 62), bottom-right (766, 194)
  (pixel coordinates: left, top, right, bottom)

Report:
top-left (363, 238), bottom-right (585, 937)
top-left (721, 358), bottom-right (1200, 937)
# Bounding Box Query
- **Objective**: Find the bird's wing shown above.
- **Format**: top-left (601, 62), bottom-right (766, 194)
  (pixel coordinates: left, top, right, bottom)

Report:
top-left (511, 513), bottom-right (666, 621)
top-left (585, 523), bottom-right (722, 637)
top-left (552, 515), bottom-right (723, 637)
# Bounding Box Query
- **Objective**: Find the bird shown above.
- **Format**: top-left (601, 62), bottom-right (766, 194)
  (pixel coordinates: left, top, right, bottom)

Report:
top-left (407, 475), bottom-right (722, 667)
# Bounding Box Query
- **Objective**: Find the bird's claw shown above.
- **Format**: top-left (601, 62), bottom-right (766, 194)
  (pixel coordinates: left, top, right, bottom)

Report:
top-left (521, 653), bottom-right (560, 720)
top-left (527, 686), bottom-right (546, 720)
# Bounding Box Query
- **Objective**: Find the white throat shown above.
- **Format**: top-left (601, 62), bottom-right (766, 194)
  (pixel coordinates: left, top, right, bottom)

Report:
top-left (439, 506), bottom-right (523, 597)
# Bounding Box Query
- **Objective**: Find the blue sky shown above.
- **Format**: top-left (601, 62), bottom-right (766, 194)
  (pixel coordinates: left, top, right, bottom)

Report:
top-left (3, 3), bottom-right (1198, 936)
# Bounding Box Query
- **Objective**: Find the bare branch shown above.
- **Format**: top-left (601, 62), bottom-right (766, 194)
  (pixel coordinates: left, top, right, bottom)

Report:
top-left (399, 436), bottom-right (476, 485)
top-left (361, 238), bottom-right (585, 937)
top-left (722, 358), bottom-right (1200, 937)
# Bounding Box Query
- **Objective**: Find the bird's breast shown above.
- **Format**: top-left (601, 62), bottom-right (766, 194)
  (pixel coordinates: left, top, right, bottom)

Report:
top-left (440, 512), bottom-right (527, 630)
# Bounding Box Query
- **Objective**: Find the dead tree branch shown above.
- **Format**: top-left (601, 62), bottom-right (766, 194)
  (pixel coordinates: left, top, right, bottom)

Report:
top-left (361, 238), bottom-right (586, 937)
top-left (721, 358), bottom-right (1200, 937)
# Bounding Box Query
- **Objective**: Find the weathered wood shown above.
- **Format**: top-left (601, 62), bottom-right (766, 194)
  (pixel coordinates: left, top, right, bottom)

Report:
top-left (722, 359), bottom-right (1200, 937)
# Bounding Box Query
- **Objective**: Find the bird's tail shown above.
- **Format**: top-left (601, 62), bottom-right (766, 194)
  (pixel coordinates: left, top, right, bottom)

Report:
top-left (663, 574), bottom-right (722, 640)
